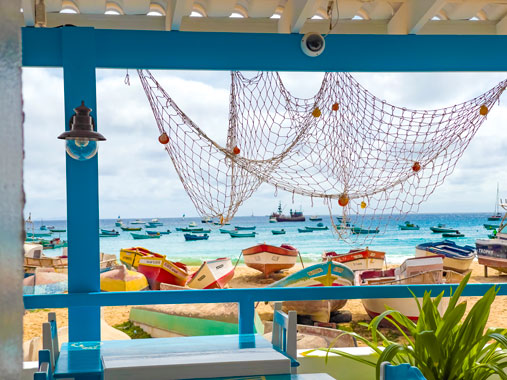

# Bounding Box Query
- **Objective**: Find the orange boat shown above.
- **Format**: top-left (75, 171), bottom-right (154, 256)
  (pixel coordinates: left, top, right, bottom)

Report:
top-left (137, 255), bottom-right (189, 290)
top-left (242, 244), bottom-right (298, 277)
top-left (322, 247), bottom-right (385, 271)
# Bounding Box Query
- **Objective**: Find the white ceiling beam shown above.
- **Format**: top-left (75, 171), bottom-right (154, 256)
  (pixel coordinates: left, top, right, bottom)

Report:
top-left (278, 0), bottom-right (320, 34)
top-left (22, 0), bottom-right (35, 26)
top-left (181, 16), bottom-right (278, 33)
top-left (170, 0), bottom-right (194, 30)
top-left (388, 0), bottom-right (447, 35)
top-left (496, 13), bottom-right (507, 34)
top-left (46, 13), bottom-right (166, 30)
top-left (301, 19), bottom-right (388, 34)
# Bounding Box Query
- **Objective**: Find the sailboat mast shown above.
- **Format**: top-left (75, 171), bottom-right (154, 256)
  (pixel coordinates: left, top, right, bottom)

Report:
top-left (496, 183), bottom-right (500, 214)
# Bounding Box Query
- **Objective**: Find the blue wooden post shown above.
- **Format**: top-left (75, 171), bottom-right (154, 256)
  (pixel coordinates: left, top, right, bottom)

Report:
top-left (238, 299), bottom-right (255, 335)
top-left (62, 27), bottom-right (101, 342)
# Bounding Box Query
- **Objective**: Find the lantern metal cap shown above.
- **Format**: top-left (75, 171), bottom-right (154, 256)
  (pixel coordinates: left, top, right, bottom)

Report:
top-left (58, 101), bottom-right (106, 141)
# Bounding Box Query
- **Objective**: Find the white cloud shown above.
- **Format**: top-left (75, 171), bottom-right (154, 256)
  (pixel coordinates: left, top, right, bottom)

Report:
top-left (22, 68), bottom-right (507, 219)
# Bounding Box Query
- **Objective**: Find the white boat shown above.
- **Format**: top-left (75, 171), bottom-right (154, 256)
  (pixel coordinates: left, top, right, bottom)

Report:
top-left (416, 240), bottom-right (475, 273)
top-left (356, 256), bottom-right (463, 324)
top-left (268, 261), bottom-right (355, 323)
top-left (188, 221), bottom-right (197, 227)
top-left (322, 247), bottom-right (385, 271)
top-left (187, 258), bottom-right (234, 289)
top-left (242, 244), bottom-right (298, 277)
top-left (269, 217), bottom-right (277, 223)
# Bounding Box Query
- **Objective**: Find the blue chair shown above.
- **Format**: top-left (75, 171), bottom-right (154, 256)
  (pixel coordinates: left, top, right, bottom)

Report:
top-left (380, 362), bottom-right (426, 380)
top-left (271, 302), bottom-right (299, 374)
top-left (33, 349), bottom-right (51, 380)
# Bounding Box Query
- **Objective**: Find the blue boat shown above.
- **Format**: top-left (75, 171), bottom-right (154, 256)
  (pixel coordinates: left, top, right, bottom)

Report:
top-left (298, 228), bottom-right (313, 233)
top-left (219, 228), bottom-right (234, 234)
top-left (229, 231), bottom-right (256, 238)
top-left (305, 223), bottom-right (328, 231)
top-left (416, 240), bottom-right (475, 273)
top-left (271, 229), bottom-right (286, 235)
top-left (100, 228), bottom-right (119, 236)
top-left (184, 233), bottom-right (209, 241)
top-left (147, 229), bottom-right (171, 235)
top-left (234, 226), bottom-right (256, 230)
top-left (131, 232), bottom-right (160, 240)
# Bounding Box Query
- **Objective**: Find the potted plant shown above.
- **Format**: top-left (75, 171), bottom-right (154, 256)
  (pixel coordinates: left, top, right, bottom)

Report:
top-left (305, 273), bottom-right (507, 380)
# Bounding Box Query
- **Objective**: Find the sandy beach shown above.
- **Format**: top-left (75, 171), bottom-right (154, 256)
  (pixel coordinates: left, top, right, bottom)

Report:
top-left (23, 260), bottom-right (507, 342)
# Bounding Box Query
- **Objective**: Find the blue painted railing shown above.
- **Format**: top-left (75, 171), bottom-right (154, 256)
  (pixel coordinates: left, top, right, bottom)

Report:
top-left (23, 283), bottom-right (506, 335)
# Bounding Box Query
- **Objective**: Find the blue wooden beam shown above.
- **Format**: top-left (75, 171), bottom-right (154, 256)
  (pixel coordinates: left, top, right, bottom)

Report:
top-left (23, 282), bottom-right (505, 309)
top-left (22, 27), bottom-right (507, 71)
top-left (62, 27), bottom-right (101, 342)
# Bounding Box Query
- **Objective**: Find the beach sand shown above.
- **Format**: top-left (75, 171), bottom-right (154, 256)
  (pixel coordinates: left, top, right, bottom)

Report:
top-left (23, 260), bottom-right (507, 342)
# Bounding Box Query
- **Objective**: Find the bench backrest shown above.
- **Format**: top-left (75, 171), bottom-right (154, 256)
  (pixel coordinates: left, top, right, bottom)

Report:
top-left (42, 312), bottom-right (59, 370)
top-left (380, 362), bottom-right (426, 380)
top-left (271, 302), bottom-right (297, 373)
top-left (33, 349), bottom-right (51, 380)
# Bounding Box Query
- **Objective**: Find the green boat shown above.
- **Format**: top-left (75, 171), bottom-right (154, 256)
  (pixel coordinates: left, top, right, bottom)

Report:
top-left (351, 227), bottom-right (380, 234)
top-left (304, 223), bottom-right (328, 231)
top-left (271, 229), bottom-right (286, 235)
top-left (442, 231), bottom-right (464, 238)
top-left (483, 224), bottom-right (500, 230)
top-left (429, 224), bottom-right (458, 233)
top-left (234, 226), bottom-right (256, 230)
top-left (180, 227), bottom-right (211, 233)
top-left (219, 228), bottom-right (234, 234)
top-left (27, 232), bottom-right (52, 237)
top-left (49, 229), bottom-right (66, 233)
top-left (298, 228), bottom-right (313, 233)
top-left (399, 221), bottom-right (420, 230)
top-left (131, 232), bottom-right (161, 240)
top-left (229, 231), bottom-right (256, 238)
top-left (100, 233), bottom-right (119, 237)
top-left (121, 226), bottom-right (142, 231)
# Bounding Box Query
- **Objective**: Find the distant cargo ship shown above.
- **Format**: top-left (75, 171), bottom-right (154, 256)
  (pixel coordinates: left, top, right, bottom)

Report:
top-left (270, 202), bottom-right (305, 222)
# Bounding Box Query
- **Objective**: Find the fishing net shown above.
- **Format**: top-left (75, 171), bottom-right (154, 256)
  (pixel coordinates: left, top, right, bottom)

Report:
top-left (137, 69), bottom-right (507, 242)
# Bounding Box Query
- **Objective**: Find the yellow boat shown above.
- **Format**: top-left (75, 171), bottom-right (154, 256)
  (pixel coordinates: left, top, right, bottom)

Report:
top-left (119, 247), bottom-right (162, 270)
top-left (100, 265), bottom-right (149, 292)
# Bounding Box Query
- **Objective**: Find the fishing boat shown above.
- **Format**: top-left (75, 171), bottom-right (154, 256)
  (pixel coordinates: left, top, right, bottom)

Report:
top-left (271, 229), bottom-right (286, 235)
top-left (298, 228), bottom-right (313, 233)
top-left (41, 237), bottom-right (68, 249)
top-left (188, 221), bottom-right (198, 227)
top-left (356, 256), bottom-right (463, 324)
top-left (184, 233), bottom-right (209, 241)
top-left (429, 224), bottom-right (458, 233)
top-left (100, 233), bottom-right (119, 238)
top-left (268, 261), bottom-right (354, 322)
top-left (484, 223), bottom-right (500, 230)
top-left (442, 231), bottom-right (464, 238)
top-left (234, 226), bottom-right (256, 230)
top-left (121, 226), bottom-right (142, 231)
top-left (150, 218), bottom-right (163, 226)
top-left (120, 247), bottom-right (163, 270)
top-left (100, 228), bottom-right (119, 236)
top-left (40, 225), bottom-right (48, 230)
top-left (187, 258), bottom-right (234, 289)
top-left (351, 227), bottom-right (379, 234)
top-left (49, 229), bottom-right (66, 233)
top-left (269, 217), bottom-right (277, 223)
top-left (305, 223), bottom-right (328, 231)
top-left (416, 240), bottom-right (475, 273)
top-left (27, 232), bottom-right (52, 237)
top-left (180, 227), bottom-right (211, 233)
top-left (100, 265), bottom-right (149, 292)
top-left (322, 248), bottom-right (385, 271)
top-left (488, 232), bottom-right (497, 239)
top-left (399, 221), bottom-right (420, 230)
top-left (131, 219), bottom-right (146, 225)
top-left (145, 230), bottom-right (162, 236)
top-left (147, 229), bottom-right (170, 235)
top-left (271, 202), bottom-right (305, 222)
top-left (488, 183), bottom-right (502, 221)
top-left (309, 216), bottom-right (323, 221)
top-left (229, 231), bottom-right (256, 238)
top-left (131, 232), bottom-right (161, 240)
top-left (115, 216), bottom-right (123, 227)
top-left (214, 222), bottom-right (230, 226)
top-left (219, 228), bottom-right (234, 234)
top-left (242, 244), bottom-right (298, 277)
top-left (201, 217), bottom-right (212, 223)
top-left (144, 223), bottom-right (158, 228)
top-left (137, 255), bottom-right (189, 289)
top-left (476, 225), bottom-right (507, 274)
top-left (23, 268), bottom-right (68, 295)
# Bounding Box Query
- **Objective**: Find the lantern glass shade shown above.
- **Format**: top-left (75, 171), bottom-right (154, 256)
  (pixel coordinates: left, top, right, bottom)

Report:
top-left (65, 139), bottom-right (98, 161)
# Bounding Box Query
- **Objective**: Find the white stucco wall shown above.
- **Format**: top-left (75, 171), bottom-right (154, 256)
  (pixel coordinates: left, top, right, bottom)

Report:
top-left (0, 0), bottom-right (24, 378)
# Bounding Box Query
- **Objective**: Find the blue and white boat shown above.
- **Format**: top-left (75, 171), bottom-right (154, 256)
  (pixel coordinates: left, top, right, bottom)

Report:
top-left (415, 240), bottom-right (475, 273)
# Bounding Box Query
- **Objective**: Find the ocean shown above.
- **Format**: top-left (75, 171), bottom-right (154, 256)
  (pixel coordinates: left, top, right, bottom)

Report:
top-left (29, 213), bottom-right (496, 266)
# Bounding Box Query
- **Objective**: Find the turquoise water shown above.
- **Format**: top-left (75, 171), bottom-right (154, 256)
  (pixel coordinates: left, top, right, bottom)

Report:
top-left (31, 213), bottom-right (495, 265)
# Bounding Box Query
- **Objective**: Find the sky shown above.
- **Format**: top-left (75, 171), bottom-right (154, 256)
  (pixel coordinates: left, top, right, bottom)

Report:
top-left (22, 68), bottom-right (507, 220)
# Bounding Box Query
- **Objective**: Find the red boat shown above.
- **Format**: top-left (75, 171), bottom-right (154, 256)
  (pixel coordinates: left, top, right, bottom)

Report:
top-left (322, 248), bottom-right (385, 271)
top-left (187, 258), bottom-right (234, 289)
top-left (137, 255), bottom-right (189, 290)
top-left (242, 244), bottom-right (298, 277)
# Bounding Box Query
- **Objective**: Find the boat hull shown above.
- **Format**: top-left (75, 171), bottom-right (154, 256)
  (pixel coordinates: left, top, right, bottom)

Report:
top-left (137, 256), bottom-right (189, 290)
top-left (187, 258), bottom-right (234, 289)
top-left (323, 249), bottom-right (385, 271)
top-left (120, 247), bottom-right (162, 270)
top-left (268, 261), bottom-right (354, 322)
top-left (415, 248), bottom-right (473, 273)
top-left (242, 244), bottom-right (298, 277)
top-left (100, 266), bottom-right (149, 292)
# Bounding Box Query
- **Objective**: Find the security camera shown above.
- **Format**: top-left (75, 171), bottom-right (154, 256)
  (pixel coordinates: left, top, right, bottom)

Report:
top-left (301, 33), bottom-right (325, 57)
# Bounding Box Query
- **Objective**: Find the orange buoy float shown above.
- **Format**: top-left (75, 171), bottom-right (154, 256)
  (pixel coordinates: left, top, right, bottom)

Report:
top-left (312, 107), bottom-right (321, 118)
top-left (360, 201), bottom-right (367, 209)
top-left (338, 193), bottom-right (349, 207)
top-left (332, 103), bottom-right (339, 111)
top-left (480, 105), bottom-right (489, 116)
top-left (412, 162), bottom-right (421, 172)
top-left (233, 146), bottom-right (240, 155)
top-left (158, 132), bottom-right (169, 144)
